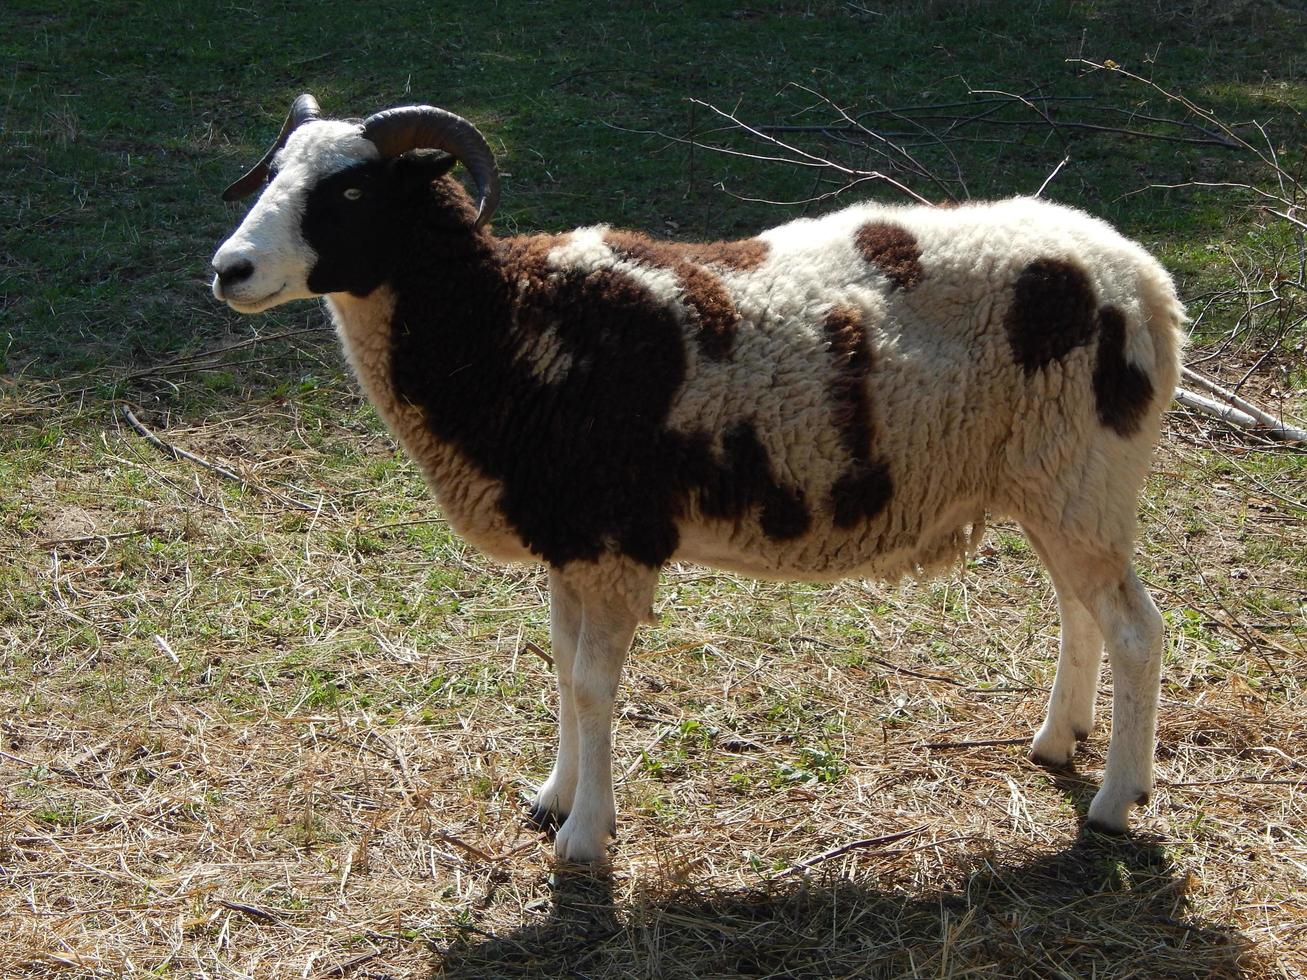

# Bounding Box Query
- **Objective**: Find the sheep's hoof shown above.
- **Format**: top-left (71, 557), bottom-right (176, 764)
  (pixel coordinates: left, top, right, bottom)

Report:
top-left (1030, 724), bottom-right (1078, 769)
top-left (522, 810), bottom-right (559, 831)
top-left (1085, 783), bottom-right (1145, 834)
top-left (554, 821), bottom-right (611, 864)
top-left (1085, 816), bottom-right (1130, 837)
top-left (526, 802), bottom-right (567, 831)
top-left (523, 786), bottom-right (569, 831)
top-left (1029, 748), bottom-right (1074, 770)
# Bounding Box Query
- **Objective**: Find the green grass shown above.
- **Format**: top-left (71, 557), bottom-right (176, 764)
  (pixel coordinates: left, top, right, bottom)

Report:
top-left (4, 0), bottom-right (1305, 374)
top-left (2, 1), bottom-right (1306, 978)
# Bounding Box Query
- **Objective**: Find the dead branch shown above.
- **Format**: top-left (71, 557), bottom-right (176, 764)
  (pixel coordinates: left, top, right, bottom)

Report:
top-left (1180, 366), bottom-right (1307, 442)
top-left (1174, 387), bottom-right (1306, 443)
top-left (672, 76), bottom-right (1305, 450)
top-left (921, 737), bottom-right (1030, 751)
top-left (687, 97), bottom-right (935, 206)
top-left (1069, 59), bottom-right (1274, 166)
top-left (217, 898), bottom-right (289, 927)
top-left (754, 91), bottom-right (1239, 149)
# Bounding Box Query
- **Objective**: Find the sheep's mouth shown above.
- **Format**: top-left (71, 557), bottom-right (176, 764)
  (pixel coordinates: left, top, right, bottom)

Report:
top-left (222, 283), bottom-right (287, 313)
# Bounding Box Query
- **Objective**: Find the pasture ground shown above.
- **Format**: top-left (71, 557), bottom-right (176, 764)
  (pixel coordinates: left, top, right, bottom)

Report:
top-left (2, 1), bottom-right (1305, 976)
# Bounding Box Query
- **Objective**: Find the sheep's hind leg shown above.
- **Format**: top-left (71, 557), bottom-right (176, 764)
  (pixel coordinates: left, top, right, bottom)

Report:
top-left (530, 569), bottom-right (583, 827)
top-left (1023, 525), bottom-right (1104, 769)
top-left (1024, 529), bottom-right (1164, 833)
top-left (553, 576), bottom-right (648, 863)
top-left (1084, 565), bottom-right (1164, 832)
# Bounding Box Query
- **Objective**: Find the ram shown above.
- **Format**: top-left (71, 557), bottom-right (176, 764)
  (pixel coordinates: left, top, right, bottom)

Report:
top-left (212, 94), bottom-right (1184, 863)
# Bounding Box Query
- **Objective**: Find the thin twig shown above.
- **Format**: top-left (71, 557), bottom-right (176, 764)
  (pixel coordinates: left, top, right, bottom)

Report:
top-left (431, 830), bottom-right (535, 864)
top-left (321, 949), bottom-right (384, 977)
top-left (921, 736), bottom-right (1030, 751)
top-left (777, 825), bottom-right (928, 876)
top-left (59, 326), bottom-right (324, 389)
top-left (119, 404), bottom-right (319, 509)
top-left (37, 529), bottom-right (160, 549)
top-left (0, 748), bottom-right (102, 788)
top-left (521, 639), bottom-right (555, 670)
top-left (686, 98), bottom-right (934, 206)
top-left (1035, 155), bottom-right (1071, 197)
top-left (120, 405), bottom-right (249, 483)
top-left (217, 898), bottom-right (289, 927)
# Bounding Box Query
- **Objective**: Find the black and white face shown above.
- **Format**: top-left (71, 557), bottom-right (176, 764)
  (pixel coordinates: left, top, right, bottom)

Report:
top-left (211, 121), bottom-right (456, 311)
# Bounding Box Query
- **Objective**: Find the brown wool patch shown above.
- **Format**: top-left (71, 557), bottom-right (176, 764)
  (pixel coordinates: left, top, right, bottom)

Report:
top-left (683, 237), bottom-right (770, 270)
top-left (1093, 305), bottom-right (1155, 436)
top-left (821, 305), bottom-right (894, 527)
top-left (854, 222), bottom-right (924, 290)
top-left (498, 233), bottom-right (570, 270)
top-left (823, 304), bottom-right (874, 458)
top-left (1003, 258), bottom-right (1099, 375)
top-left (604, 230), bottom-right (748, 360)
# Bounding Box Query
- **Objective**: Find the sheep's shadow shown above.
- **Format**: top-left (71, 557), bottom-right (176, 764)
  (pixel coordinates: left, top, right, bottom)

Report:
top-left (431, 823), bottom-right (1255, 979)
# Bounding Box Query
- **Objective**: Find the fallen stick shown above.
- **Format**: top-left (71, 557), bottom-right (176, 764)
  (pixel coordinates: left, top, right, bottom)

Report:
top-left (217, 898), bottom-right (289, 927)
top-left (121, 404), bottom-right (245, 482)
top-left (1173, 387), bottom-right (1307, 443)
top-left (1179, 367), bottom-right (1307, 442)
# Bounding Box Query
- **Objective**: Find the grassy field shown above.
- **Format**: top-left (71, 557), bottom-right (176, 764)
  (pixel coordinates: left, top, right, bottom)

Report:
top-left (2, 0), bottom-right (1306, 976)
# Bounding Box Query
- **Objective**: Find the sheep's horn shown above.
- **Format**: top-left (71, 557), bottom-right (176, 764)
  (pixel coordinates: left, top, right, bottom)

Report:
top-left (221, 93), bottom-right (321, 202)
top-left (361, 105), bottom-right (500, 227)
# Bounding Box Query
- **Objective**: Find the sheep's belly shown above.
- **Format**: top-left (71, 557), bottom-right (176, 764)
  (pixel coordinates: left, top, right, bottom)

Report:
top-left (673, 498), bottom-right (987, 584)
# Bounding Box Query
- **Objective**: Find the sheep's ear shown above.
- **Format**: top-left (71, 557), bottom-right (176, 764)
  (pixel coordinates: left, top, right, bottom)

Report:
top-left (390, 149), bottom-right (458, 192)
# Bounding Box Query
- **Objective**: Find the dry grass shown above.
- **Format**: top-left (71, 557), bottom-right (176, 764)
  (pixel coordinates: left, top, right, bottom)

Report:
top-left (1, 346), bottom-right (1305, 978)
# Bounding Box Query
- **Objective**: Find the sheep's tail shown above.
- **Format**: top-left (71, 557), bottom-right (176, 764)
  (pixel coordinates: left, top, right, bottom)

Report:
top-left (1136, 259), bottom-right (1187, 411)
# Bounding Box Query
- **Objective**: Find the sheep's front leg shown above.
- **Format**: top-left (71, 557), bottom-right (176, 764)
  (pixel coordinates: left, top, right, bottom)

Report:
top-left (553, 585), bottom-right (643, 863)
top-left (530, 570), bottom-right (583, 826)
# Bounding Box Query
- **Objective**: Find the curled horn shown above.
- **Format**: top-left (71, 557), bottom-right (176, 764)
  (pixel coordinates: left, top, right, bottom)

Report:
top-left (221, 93), bottom-right (321, 202)
top-left (361, 105), bottom-right (500, 227)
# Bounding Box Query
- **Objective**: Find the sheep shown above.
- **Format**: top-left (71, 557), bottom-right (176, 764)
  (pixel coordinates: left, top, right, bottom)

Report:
top-left (211, 94), bottom-right (1185, 863)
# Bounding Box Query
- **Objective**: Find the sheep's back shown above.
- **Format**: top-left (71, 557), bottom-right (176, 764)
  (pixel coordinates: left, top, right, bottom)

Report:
top-left (538, 198), bottom-right (1179, 580)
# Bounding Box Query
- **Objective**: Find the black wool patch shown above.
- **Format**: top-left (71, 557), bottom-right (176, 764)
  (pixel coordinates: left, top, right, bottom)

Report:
top-left (830, 461), bottom-right (894, 528)
top-left (1093, 305), bottom-right (1155, 436)
top-left (823, 305), bottom-right (894, 527)
top-left (696, 423), bottom-right (811, 541)
top-left (303, 152), bottom-right (462, 298)
top-left (379, 176), bottom-right (813, 568)
top-left (1003, 258), bottom-right (1099, 375)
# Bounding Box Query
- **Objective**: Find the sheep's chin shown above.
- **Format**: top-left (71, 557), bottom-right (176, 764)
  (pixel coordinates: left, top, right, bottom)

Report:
top-left (221, 283), bottom-right (309, 314)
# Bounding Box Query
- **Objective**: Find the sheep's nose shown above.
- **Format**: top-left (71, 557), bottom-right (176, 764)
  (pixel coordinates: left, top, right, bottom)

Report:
top-left (215, 258), bottom-right (254, 290)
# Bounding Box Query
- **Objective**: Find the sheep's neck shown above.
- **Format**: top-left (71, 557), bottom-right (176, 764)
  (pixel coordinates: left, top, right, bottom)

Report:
top-left (326, 231), bottom-right (529, 487)
top-left (386, 234), bottom-right (523, 432)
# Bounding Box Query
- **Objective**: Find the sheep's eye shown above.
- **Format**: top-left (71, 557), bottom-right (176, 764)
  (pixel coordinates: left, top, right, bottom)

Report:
top-left (343, 188), bottom-right (363, 201)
